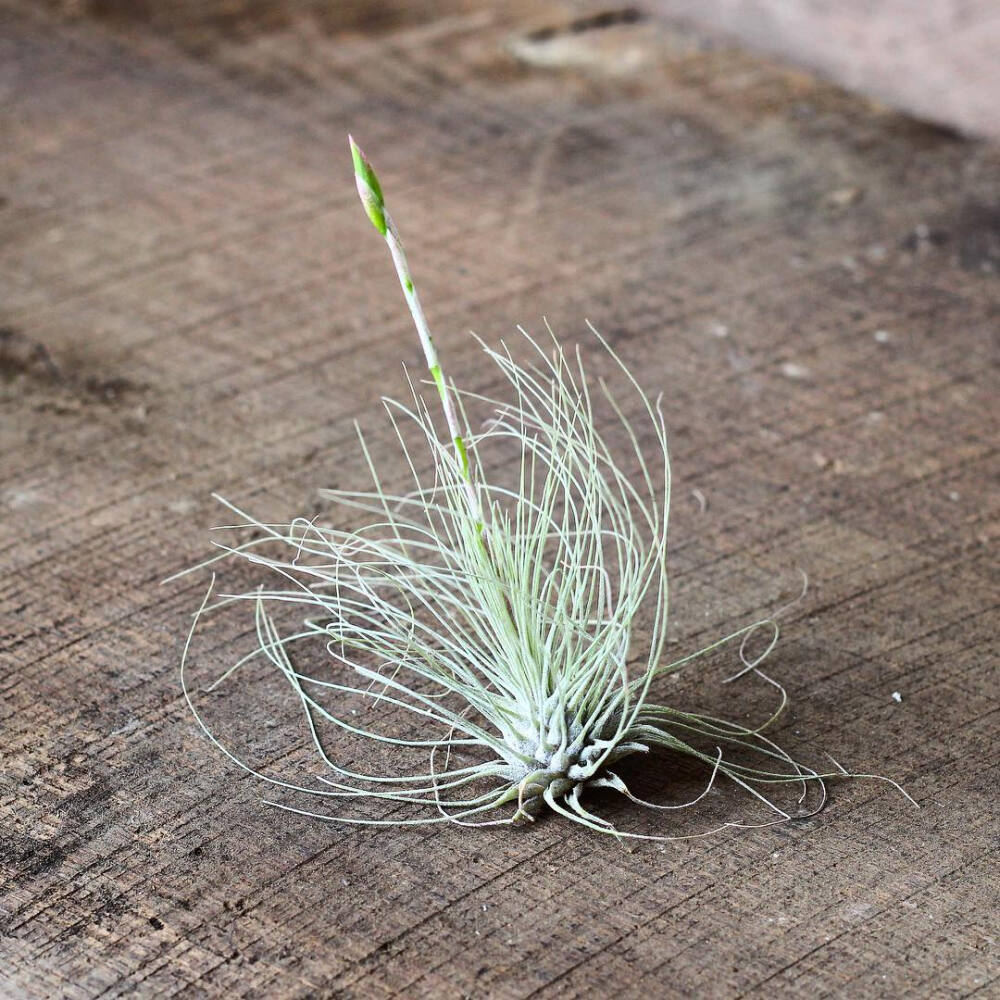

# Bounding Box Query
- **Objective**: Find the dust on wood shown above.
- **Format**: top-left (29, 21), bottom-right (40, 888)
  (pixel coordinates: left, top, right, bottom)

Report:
top-left (2, 1), bottom-right (998, 997)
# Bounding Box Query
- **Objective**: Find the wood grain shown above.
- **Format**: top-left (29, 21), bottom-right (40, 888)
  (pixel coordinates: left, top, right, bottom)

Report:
top-left (2, 3), bottom-right (998, 997)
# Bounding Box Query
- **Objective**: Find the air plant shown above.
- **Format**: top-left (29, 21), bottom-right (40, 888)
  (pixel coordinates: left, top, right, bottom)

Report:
top-left (178, 138), bottom-right (912, 840)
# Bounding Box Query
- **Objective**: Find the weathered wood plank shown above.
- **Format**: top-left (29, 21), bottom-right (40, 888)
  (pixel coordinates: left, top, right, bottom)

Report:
top-left (648, 0), bottom-right (1000, 140)
top-left (2, 3), bottom-right (998, 998)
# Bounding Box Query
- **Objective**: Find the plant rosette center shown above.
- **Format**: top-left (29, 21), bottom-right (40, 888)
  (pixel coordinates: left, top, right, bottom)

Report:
top-left (503, 718), bottom-right (647, 822)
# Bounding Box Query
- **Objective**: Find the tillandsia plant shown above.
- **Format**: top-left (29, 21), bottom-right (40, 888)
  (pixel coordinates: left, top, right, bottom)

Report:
top-left (178, 138), bottom-right (913, 840)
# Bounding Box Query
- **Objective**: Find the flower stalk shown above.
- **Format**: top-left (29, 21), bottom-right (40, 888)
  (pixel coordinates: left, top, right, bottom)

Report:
top-left (350, 136), bottom-right (482, 530)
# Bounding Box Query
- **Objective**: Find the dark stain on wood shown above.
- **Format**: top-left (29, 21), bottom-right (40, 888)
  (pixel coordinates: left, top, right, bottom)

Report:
top-left (952, 201), bottom-right (1000, 275)
top-left (0, 327), bottom-right (62, 382)
top-left (524, 7), bottom-right (646, 43)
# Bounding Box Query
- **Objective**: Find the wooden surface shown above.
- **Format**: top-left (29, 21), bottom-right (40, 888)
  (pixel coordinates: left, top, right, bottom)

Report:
top-left (2, 2), bottom-right (998, 997)
top-left (648, 0), bottom-right (1000, 141)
